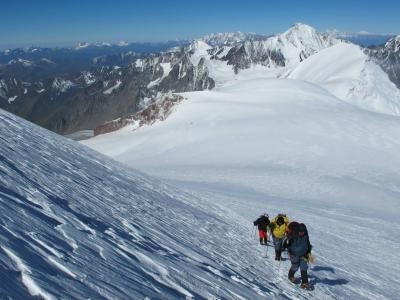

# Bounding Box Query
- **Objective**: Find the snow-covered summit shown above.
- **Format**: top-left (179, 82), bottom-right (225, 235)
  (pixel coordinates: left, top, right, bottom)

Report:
top-left (268, 23), bottom-right (339, 65)
top-left (281, 23), bottom-right (333, 48)
top-left (219, 23), bottom-right (340, 72)
top-left (187, 39), bottom-right (212, 53)
top-left (186, 40), bottom-right (212, 66)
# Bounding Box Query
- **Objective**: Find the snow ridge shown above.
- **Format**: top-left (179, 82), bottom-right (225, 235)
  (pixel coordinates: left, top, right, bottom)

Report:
top-left (288, 43), bottom-right (400, 115)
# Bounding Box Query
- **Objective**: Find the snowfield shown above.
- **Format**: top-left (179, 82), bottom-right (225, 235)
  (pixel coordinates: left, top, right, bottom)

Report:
top-left (83, 61), bottom-right (400, 298)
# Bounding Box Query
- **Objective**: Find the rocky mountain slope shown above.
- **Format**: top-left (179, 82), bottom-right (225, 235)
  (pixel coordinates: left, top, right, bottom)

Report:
top-left (0, 43), bottom-right (214, 134)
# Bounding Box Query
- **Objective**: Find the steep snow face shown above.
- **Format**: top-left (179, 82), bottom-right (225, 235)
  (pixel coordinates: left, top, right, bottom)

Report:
top-left (187, 40), bottom-right (212, 66)
top-left (2, 108), bottom-right (302, 299)
top-left (147, 63), bottom-right (172, 88)
top-left (288, 43), bottom-right (400, 116)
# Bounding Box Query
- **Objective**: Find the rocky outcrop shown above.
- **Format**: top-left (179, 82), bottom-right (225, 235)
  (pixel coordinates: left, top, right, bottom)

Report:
top-left (94, 94), bottom-right (184, 136)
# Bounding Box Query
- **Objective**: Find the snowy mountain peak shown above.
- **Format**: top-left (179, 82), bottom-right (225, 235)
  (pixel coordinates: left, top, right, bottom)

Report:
top-left (189, 39), bottom-right (211, 50)
top-left (285, 22), bottom-right (317, 35)
top-left (280, 23), bottom-right (335, 49)
top-left (220, 22), bottom-right (340, 71)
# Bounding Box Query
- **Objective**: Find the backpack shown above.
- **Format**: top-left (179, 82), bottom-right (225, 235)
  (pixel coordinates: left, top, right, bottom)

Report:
top-left (296, 223), bottom-right (308, 237)
top-left (287, 222), bottom-right (308, 238)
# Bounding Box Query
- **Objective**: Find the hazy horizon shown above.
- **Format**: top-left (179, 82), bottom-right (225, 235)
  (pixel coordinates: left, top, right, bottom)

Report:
top-left (1, 0), bottom-right (399, 50)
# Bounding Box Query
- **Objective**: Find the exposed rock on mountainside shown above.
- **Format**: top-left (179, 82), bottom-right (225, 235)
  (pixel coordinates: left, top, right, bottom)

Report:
top-left (0, 45), bottom-right (214, 134)
top-left (367, 36), bottom-right (400, 88)
top-left (216, 23), bottom-right (339, 72)
top-left (94, 94), bottom-right (184, 136)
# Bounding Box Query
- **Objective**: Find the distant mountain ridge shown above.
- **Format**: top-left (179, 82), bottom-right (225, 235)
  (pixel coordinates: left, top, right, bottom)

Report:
top-left (200, 31), bottom-right (268, 46)
top-left (0, 40), bottom-right (215, 134)
top-left (327, 30), bottom-right (394, 47)
top-left (1, 23), bottom-right (399, 136)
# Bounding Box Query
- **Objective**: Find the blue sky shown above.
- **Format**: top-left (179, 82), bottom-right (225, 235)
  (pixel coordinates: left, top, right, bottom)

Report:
top-left (1, 0), bottom-right (399, 48)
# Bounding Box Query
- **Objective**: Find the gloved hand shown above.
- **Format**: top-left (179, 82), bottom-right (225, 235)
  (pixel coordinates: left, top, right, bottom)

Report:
top-left (282, 238), bottom-right (290, 249)
top-left (301, 252), bottom-right (314, 262)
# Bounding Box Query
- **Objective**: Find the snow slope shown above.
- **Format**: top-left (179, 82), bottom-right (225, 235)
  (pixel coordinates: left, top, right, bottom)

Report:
top-left (288, 43), bottom-right (400, 116)
top-left (1, 108), bottom-right (316, 299)
top-left (84, 76), bottom-right (400, 299)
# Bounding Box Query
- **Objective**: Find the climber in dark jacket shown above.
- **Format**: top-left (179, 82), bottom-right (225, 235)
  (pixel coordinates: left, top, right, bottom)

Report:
top-left (253, 214), bottom-right (270, 245)
top-left (282, 221), bottom-right (313, 290)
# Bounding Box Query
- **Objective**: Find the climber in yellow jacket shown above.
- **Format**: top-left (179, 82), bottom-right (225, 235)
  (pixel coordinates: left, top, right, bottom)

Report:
top-left (268, 214), bottom-right (289, 261)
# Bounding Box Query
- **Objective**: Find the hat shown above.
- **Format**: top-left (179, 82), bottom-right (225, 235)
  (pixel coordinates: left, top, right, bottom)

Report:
top-left (276, 216), bottom-right (284, 225)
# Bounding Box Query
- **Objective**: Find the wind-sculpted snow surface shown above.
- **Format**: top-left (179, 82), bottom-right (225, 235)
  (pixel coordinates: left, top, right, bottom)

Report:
top-left (0, 109), bottom-right (317, 299)
top-left (85, 76), bottom-right (400, 299)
